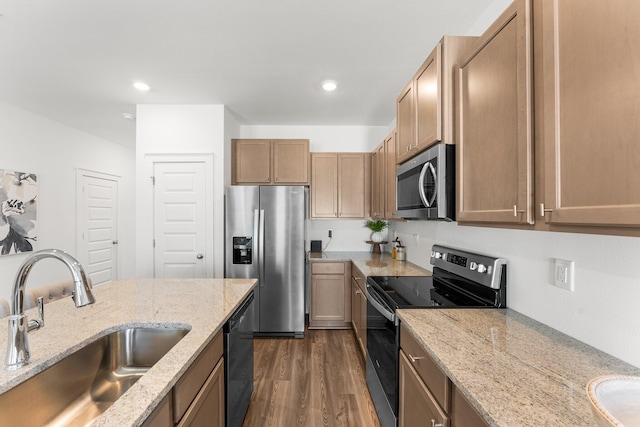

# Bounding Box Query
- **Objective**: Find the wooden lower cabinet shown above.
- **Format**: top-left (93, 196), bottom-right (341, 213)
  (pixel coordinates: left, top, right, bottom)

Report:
top-left (399, 325), bottom-right (489, 427)
top-left (143, 331), bottom-right (225, 427)
top-left (350, 273), bottom-right (367, 357)
top-left (399, 351), bottom-right (449, 427)
top-left (309, 262), bottom-right (351, 328)
top-left (177, 358), bottom-right (225, 427)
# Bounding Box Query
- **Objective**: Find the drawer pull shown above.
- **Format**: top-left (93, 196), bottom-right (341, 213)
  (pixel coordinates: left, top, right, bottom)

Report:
top-left (408, 354), bottom-right (425, 363)
top-left (431, 420), bottom-right (443, 427)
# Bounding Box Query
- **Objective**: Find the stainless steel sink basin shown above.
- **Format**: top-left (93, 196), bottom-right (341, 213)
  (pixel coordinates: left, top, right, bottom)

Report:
top-left (0, 326), bottom-right (189, 426)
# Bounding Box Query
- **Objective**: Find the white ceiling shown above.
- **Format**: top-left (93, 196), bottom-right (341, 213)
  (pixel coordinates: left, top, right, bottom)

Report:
top-left (0, 0), bottom-right (495, 149)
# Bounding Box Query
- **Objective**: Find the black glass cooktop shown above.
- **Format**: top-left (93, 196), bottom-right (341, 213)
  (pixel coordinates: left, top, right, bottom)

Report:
top-left (368, 270), bottom-right (501, 310)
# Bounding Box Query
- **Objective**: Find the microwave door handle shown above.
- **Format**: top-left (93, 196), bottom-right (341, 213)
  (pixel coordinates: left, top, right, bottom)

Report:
top-left (418, 162), bottom-right (437, 208)
top-left (364, 284), bottom-right (396, 324)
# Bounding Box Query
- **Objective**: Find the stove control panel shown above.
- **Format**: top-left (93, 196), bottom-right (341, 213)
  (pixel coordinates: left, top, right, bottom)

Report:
top-left (431, 245), bottom-right (507, 289)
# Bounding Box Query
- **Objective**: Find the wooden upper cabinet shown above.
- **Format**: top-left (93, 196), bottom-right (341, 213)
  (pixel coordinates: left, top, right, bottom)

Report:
top-left (272, 139), bottom-right (309, 184)
top-left (232, 139), bottom-right (271, 184)
top-left (415, 43), bottom-right (442, 151)
top-left (538, 0), bottom-right (640, 227)
top-left (338, 153), bottom-right (370, 218)
top-left (457, 0), bottom-right (534, 225)
top-left (310, 153), bottom-right (338, 218)
top-left (397, 36), bottom-right (477, 166)
top-left (396, 81), bottom-right (415, 164)
top-left (310, 152), bottom-right (370, 219)
top-left (384, 130), bottom-right (398, 219)
top-left (232, 139), bottom-right (309, 185)
top-left (371, 142), bottom-right (385, 219)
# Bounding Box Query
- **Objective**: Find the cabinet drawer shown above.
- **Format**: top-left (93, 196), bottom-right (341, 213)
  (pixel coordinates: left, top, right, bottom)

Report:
top-left (400, 323), bottom-right (449, 410)
top-left (173, 330), bottom-right (223, 423)
top-left (311, 262), bottom-right (345, 275)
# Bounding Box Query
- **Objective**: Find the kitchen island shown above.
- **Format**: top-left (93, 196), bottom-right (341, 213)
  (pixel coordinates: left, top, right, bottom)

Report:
top-left (398, 308), bottom-right (640, 426)
top-left (0, 278), bottom-right (257, 426)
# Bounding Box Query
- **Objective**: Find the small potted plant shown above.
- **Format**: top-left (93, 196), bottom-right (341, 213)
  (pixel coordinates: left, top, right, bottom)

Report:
top-left (364, 219), bottom-right (388, 243)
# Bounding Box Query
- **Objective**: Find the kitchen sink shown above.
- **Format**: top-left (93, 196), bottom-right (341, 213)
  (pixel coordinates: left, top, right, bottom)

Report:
top-left (0, 326), bottom-right (189, 426)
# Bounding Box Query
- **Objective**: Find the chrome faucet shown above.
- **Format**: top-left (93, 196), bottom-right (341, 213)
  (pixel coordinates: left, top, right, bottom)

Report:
top-left (5, 249), bottom-right (96, 370)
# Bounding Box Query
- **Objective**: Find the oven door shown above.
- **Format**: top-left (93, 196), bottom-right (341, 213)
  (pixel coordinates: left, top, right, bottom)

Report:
top-left (365, 281), bottom-right (399, 427)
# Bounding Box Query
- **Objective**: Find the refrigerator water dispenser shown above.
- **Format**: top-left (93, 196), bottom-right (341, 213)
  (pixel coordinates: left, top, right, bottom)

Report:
top-left (233, 236), bottom-right (252, 264)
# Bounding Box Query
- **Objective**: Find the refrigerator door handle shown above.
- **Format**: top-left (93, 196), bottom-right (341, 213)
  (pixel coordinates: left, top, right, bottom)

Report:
top-left (259, 209), bottom-right (265, 286)
top-left (253, 209), bottom-right (260, 276)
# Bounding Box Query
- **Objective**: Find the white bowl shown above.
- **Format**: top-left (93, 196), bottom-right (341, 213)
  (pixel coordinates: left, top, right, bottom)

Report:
top-left (587, 375), bottom-right (640, 427)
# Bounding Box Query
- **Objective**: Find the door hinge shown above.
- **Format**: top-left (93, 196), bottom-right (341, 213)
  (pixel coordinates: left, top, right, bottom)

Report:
top-left (151, 176), bottom-right (155, 185)
top-left (153, 239), bottom-right (156, 248)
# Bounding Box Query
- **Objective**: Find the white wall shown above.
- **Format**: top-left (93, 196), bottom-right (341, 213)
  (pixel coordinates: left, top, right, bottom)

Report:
top-left (136, 105), bottom-right (227, 278)
top-left (0, 101), bottom-right (136, 301)
top-left (239, 125), bottom-right (388, 252)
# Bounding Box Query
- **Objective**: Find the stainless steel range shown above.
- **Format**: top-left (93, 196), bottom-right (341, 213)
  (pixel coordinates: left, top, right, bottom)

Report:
top-left (365, 245), bottom-right (507, 427)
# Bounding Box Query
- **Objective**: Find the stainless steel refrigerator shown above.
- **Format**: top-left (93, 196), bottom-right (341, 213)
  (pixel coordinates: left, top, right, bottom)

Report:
top-left (224, 186), bottom-right (305, 338)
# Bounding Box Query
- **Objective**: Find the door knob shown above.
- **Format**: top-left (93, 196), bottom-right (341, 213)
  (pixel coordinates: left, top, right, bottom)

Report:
top-left (112, 240), bottom-right (118, 245)
top-left (196, 253), bottom-right (204, 259)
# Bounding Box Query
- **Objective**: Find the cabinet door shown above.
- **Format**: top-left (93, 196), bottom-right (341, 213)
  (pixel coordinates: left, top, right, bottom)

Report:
top-left (358, 281), bottom-right (367, 355)
top-left (338, 153), bottom-right (370, 219)
top-left (384, 130), bottom-right (398, 219)
top-left (450, 385), bottom-right (489, 427)
top-left (177, 358), bottom-right (225, 427)
top-left (272, 139), bottom-right (309, 184)
top-left (539, 0), bottom-right (640, 227)
top-left (142, 392), bottom-right (173, 427)
top-left (310, 274), bottom-right (346, 322)
top-left (351, 277), bottom-right (360, 335)
top-left (399, 351), bottom-right (449, 427)
top-left (396, 81), bottom-right (416, 164)
top-left (415, 43), bottom-right (442, 151)
top-left (371, 143), bottom-right (385, 219)
top-left (310, 153), bottom-right (338, 218)
top-left (232, 139), bottom-right (271, 184)
top-left (457, 0), bottom-right (533, 225)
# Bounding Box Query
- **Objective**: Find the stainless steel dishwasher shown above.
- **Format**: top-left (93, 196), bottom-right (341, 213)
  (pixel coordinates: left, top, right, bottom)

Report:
top-left (224, 291), bottom-right (255, 427)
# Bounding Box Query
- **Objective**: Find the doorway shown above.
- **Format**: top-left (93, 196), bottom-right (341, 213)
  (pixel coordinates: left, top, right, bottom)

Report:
top-left (152, 159), bottom-right (211, 278)
top-left (76, 169), bottom-right (119, 286)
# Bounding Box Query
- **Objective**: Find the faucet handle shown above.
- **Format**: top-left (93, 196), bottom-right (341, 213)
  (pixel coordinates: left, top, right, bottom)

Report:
top-left (27, 297), bottom-right (44, 332)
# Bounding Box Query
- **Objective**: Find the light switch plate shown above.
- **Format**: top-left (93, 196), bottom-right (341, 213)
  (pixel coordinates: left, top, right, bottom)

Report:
top-left (553, 259), bottom-right (575, 291)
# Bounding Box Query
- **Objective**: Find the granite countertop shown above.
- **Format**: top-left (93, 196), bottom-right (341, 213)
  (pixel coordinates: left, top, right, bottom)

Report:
top-left (398, 308), bottom-right (640, 426)
top-left (0, 278), bottom-right (257, 426)
top-left (308, 251), bottom-right (432, 277)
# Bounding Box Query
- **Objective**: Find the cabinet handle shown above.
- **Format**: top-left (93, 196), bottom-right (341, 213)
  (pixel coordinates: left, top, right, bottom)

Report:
top-left (355, 289), bottom-right (362, 295)
top-left (540, 203), bottom-right (553, 217)
top-left (512, 205), bottom-right (525, 217)
top-left (408, 354), bottom-right (425, 363)
top-left (431, 420), bottom-right (443, 427)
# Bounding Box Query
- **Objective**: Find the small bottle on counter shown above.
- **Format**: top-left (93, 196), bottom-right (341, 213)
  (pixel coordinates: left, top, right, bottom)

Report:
top-left (391, 243), bottom-right (397, 259)
top-left (396, 243), bottom-right (406, 261)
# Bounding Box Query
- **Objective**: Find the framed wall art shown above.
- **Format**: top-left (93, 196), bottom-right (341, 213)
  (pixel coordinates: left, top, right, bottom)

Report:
top-left (0, 170), bottom-right (37, 255)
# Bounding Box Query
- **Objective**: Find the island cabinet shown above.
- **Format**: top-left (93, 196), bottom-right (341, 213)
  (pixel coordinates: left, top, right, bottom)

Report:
top-left (143, 330), bottom-right (225, 427)
top-left (396, 36), bottom-right (478, 165)
top-left (350, 263), bottom-right (367, 358)
top-left (310, 153), bottom-right (371, 219)
top-left (457, 0), bottom-right (534, 226)
top-left (536, 0), bottom-right (640, 229)
top-left (399, 324), bottom-right (488, 427)
top-left (232, 139), bottom-right (309, 185)
top-left (309, 261), bottom-right (352, 329)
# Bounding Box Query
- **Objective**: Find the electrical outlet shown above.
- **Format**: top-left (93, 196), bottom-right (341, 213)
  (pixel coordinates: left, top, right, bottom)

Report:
top-left (553, 259), bottom-right (575, 291)
top-left (328, 229), bottom-right (333, 238)
top-left (413, 234), bottom-right (420, 246)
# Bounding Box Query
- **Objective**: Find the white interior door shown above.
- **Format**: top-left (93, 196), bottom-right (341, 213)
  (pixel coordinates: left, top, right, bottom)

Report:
top-left (153, 161), bottom-right (207, 278)
top-left (77, 172), bottom-right (119, 286)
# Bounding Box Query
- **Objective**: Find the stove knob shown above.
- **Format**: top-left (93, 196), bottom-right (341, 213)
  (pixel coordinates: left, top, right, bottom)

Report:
top-left (477, 264), bottom-right (488, 274)
top-left (469, 261), bottom-right (477, 271)
top-left (433, 251), bottom-right (443, 259)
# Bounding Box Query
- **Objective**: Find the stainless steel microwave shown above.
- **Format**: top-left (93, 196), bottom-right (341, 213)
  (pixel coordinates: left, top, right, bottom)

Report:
top-left (396, 144), bottom-right (455, 221)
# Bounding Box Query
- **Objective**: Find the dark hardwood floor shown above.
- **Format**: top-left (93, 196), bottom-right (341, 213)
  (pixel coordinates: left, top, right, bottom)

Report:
top-left (242, 329), bottom-right (381, 427)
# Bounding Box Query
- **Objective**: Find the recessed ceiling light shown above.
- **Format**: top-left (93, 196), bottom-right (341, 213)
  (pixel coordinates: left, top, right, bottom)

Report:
top-left (322, 80), bottom-right (337, 92)
top-left (133, 81), bottom-right (151, 91)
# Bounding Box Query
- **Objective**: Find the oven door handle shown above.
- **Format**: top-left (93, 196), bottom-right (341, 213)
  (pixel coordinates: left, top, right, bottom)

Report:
top-left (365, 283), bottom-right (396, 324)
